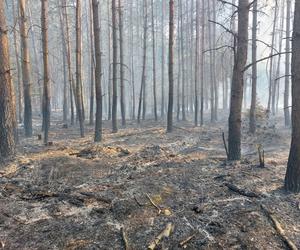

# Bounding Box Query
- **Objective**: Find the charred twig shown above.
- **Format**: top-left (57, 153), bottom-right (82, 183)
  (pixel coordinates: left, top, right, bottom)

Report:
top-left (261, 205), bottom-right (298, 250)
top-left (146, 193), bottom-right (162, 214)
top-left (148, 223), bottom-right (174, 250)
top-left (222, 132), bottom-right (229, 159)
top-left (179, 234), bottom-right (196, 248)
top-left (225, 183), bottom-right (260, 198)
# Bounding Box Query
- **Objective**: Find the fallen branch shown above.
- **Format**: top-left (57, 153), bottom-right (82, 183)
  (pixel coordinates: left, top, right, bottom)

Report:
top-left (148, 223), bottom-right (174, 250)
top-left (121, 227), bottom-right (129, 250)
top-left (179, 233), bottom-right (196, 248)
top-left (225, 183), bottom-right (260, 198)
top-left (261, 205), bottom-right (298, 250)
top-left (146, 193), bottom-right (162, 215)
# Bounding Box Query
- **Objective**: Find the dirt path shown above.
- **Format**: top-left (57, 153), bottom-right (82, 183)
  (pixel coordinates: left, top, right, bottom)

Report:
top-left (0, 119), bottom-right (299, 249)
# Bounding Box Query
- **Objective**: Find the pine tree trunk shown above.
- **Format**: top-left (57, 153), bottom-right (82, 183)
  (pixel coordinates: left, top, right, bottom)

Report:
top-left (0, 1), bottom-right (17, 158)
top-left (41, 0), bottom-right (50, 145)
top-left (194, 0), bottom-right (200, 127)
top-left (118, 0), bottom-right (126, 127)
top-left (137, 0), bottom-right (148, 124)
top-left (249, 0), bottom-right (257, 134)
top-left (200, 0), bottom-right (205, 126)
top-left (111, 0), bottom-right (118, 132)
top-left (267, 2), bottom-right (278, 113)
top-left (19, 0), bottom-right (32, 137)
top-left (12, 0), bottom-right (22, 124)
top-left (228, 0), bottom-right (249, 161)
top-left (167, 0), bottom-right (174, 133)
top-left (62, 0), bottom-right (75, 126)
top-left (76, 0), bottom-right (85, 137)
top-left (284, 0), bottom-right (291, 127)
top-left (92, 0), bottom-right (103, 142)
top-left (89, 0), bottom-right (95, 126)
top-left (285, 0), bottom-right (300, 193)
top-left (180, 0), bottom-right (186, 121)
top-left (161, 0), bottom-right (165, 118)
top-left (151, 0), bottom-right (158, 121)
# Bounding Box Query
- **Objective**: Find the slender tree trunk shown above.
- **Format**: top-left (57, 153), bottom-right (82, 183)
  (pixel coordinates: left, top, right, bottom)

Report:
top-left (12, 0), bottom-right (22, 124)
top-left (137, 0), bottom-right (148, 123)
top-left (285, 0), bottom-right (300, 193)
top-left (28, 3), bottom-right (42, 114)
top-left (273, 0), bottom-right (285, 115)
top-left (41, 0), bottom-right (50, 145)
top-left (0, 1), bottom-right (17, 158)
top-left (19, 0), bottom-right (32, 137)
top-left (107, 1), bottom-right (112, 121)
top-left (284, 0), bottom-right (291, 127)
top-left (59, 7), bottom-right (68, 123)
top-left (89, 0), bottom-right (95, 126)
top-left (62, 0), bottom-right (75, 125)
top-left (249, 0), bottom-right (257, 134)
top-left (92, 0), bottom-right (103, 142)
top-left (200, 0), bottom-right (205, 126)
top-left (118, 0), bottom-right (126, 127)
top-left (180, 0), bottom-right (186, 121)
top-left (167, 0), bottom-right (174, 133)
top-left (267, 1), bottom-right (278, 113)
top-left (112, 0), bottom-right (118, 132)
top-left (228, 0), bottom-right (249, 161)
top-left (76, 0), bottom-right (85, 137)
top-left (161, 0), bottom-right (165, 118)
top-left (212, 0), bottom-right (218, 121)
top-left (151, 0), bottom-right (158, 121)
top-left (130, 1), bottom-right (135, 120)
top-left (207, 0), bottom-right (215, 123)
top-left (194, 0), bottom-right (200, 127)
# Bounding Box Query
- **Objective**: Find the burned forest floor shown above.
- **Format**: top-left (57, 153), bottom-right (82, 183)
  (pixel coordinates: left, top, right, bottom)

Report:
top-left (0, 113), bottom-right (300, 250)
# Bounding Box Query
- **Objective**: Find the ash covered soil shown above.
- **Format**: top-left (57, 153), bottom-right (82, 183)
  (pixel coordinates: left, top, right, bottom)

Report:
top-left (0, 117), bottom-right (299, 250)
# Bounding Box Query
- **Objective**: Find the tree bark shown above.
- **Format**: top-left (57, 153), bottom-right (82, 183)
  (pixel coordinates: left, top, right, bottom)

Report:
top-left (89, 0), bottom-right (95, 126)
top-left (118, 0), bottom-right (126, 127)
top-left (76, 0), bottom-right (85, 137)
top-left (92, 0), bottom-right (103, 142)
top-left (12, 0), bottom-right (22, 124)
top-left (167, 0), bottom-right (174, 133)
top-left (62, 0), bottom-right (75, 126)
top-left (249, 0), bottom-right (257, 134)
top-left (112, 0), bottom-right (118, 132)
top-left (228, 0), bottom-right (249, 161)
top-left (19, 0), bottom-right (32, 137)
top-left (151, 0), bottom-right (158, 121)
top-left (194, 0), bottom-right (200, 127)
top-left (161, 0), bottom-right (165, 118)
top-left (137, 0), bottom-right (148, 124)
top-left (285, 0), bottom-right (300, 193)
top-left (41, 0), bottom-right (50, 145)
top-left (0, 0), bottom-right (17, 158)
top-left (284, 0), bottom-right (291, 127)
